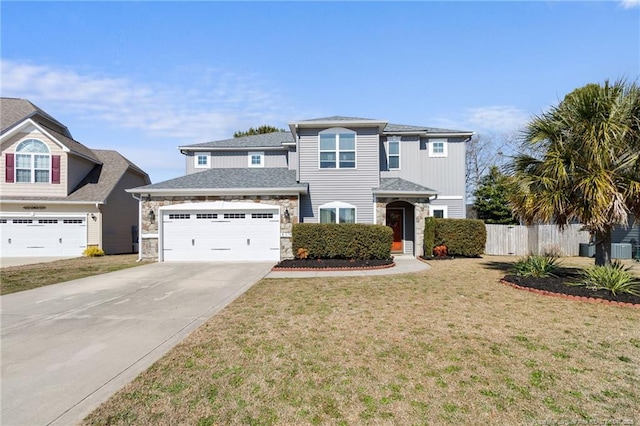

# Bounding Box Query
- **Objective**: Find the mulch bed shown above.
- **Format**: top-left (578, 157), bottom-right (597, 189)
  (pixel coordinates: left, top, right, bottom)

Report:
top-left (273, 258), bottom-right (394, 270)
top-left (503, 273), bottom-right (640, 305)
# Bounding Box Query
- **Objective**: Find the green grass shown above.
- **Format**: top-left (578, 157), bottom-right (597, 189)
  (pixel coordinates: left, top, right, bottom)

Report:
top-left (83, 257), bottom-right (640, 425)
top-left (0, 254), bottom-right (149, 295)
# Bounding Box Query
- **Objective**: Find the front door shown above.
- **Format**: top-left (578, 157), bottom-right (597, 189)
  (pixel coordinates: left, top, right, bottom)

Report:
top-left (387, 208), bottom-right (404, 253)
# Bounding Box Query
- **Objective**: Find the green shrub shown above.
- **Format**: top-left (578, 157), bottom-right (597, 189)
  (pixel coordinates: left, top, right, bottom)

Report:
top-left (424, 217), bottom-right (436, 255)
top-left (83, 246), bottom-right (105, 257)
top-left (512, 255), bottom-right (560, 278)
top-left (576, 261), bottom-right (640, 296)
top-left (430, 218), bottom-right (486, 257)
top-left (292, 223), bottom-right (393, 260)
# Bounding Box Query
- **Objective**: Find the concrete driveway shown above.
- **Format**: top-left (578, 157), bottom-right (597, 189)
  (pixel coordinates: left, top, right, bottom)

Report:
top-left (0, 261), bottom-right (273, 426)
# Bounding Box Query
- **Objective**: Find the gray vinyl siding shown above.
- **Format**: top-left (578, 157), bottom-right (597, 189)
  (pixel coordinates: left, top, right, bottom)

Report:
top-left (429, 198), bottom-right (465, 219)
top-left (184, 150), bottom-right (288, 174)
top-left (298, 127), bottom-right (380, 224)
top-left (101, 171), bottom-right (148, 254)
top-left (380, 136), bottom-right (467, 197)
top-left (612, 216), bottom-right (640, 244)
top-left (288, 147), bottom-right (297, 171)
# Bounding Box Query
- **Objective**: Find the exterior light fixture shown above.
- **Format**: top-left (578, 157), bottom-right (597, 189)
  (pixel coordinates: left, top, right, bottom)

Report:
top-left (148, 209), bottom-right (155, 223)
top-left (284, 208), bottom-right (290, 222)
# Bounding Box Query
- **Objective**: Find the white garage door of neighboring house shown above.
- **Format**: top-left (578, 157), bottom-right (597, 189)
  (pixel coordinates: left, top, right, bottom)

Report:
top-left (161, 205), bottom-right (280, 262)
top-left (0, 217), bottom-right (87, 257)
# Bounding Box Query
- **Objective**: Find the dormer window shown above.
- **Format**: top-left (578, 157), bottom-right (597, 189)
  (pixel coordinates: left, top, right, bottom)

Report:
top-left (248, 152), bottom-right (264, 167)
top-left (319, 128), bottom-right (356, 169)
top-left (15, 139), bottom-right (51, 183)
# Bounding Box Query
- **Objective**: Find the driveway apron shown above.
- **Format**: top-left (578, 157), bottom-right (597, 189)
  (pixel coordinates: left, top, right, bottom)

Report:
top-left (1, 261), bottom-right (273, 426)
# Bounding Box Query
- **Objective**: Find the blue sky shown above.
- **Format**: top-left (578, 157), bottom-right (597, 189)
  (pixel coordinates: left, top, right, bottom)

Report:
top-left (2, 1), bottom-right (638, 183)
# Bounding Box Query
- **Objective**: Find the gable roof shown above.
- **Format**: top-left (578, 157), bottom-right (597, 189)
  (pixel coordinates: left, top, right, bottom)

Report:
top-left (127, 168), bottom-right (307, 195)
top-left (179, 131), bottom-right (293, 150)
top-left (0, 97), bottom-right (101, 163)
top-left (0, 150), bottom-right (149, 204)
top-left (373, 178), bottom-right (438, 197)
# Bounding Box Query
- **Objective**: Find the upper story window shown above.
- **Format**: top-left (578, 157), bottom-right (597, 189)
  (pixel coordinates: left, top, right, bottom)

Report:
top-left (319, 129), bottom-right (356, 169)
top-left (248, 152), bottom-right (264, 168)
top-left (15, 139), bottom-right (50, 183)
top-left (429, 139), bottom-right (448, 158)
top-left (388, 139), bottom-right (400, 170)
top-left (194, 153), bottom-right (210, 168)
top-left (319, 201), bottom-right (356, 224)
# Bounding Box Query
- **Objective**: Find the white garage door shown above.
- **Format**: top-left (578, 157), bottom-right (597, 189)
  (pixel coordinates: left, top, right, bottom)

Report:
top-left (0, 217), bottom-right (87, 257)
top-left (162, 209), bottom-right (280, 261)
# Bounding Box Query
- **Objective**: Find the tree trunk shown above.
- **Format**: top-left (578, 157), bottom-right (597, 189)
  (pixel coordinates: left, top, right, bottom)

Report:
top-left (594, 229), bottom-right (612, 266)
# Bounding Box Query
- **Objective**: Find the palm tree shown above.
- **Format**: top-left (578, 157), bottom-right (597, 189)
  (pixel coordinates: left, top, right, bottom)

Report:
top-left (509, 80), bottom-right (640, 266)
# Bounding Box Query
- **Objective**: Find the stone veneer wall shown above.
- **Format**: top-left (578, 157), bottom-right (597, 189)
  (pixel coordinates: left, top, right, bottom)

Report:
top-left (375, 197), bottom-right (431, 257)
top-left (140, 195), bottom-right (298, 260)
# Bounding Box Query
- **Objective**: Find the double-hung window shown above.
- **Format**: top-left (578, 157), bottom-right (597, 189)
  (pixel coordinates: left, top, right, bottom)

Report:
top-left (15, 139), bottom-right (50, 183)
top-left (388, 139), bottom-right (400, 169)
top-left (319, 202), bottom-right (356, 223)
top-left (319, 130), bottom-right (356, 169)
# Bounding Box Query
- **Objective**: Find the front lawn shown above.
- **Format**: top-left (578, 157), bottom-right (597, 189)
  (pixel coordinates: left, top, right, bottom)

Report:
top-left (1, 254), bottom-right (148, 295)
top-left (84, 257), bottom-right (639, 425)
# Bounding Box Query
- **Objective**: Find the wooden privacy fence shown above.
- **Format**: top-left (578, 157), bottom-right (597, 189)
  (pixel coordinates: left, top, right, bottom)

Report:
top-left (485, 224), bottom-right (590, 256)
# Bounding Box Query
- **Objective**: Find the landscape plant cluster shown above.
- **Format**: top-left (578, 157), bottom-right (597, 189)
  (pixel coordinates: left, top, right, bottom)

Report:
top-left (292, 223), bottom-right (393, 260)
top-left (423, 218), bottom-right (486, 258)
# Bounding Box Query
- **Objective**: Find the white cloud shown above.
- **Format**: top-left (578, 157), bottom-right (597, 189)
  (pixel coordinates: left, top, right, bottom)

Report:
top-left (464, 105), bottom-right (531, 134)
top-left (0, 60), bottom-right (294, 143)
top-left (620, 0), bottom-right (639, 8)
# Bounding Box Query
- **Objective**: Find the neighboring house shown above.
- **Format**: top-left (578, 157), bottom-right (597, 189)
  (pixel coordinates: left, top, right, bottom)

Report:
top-left (0, 98), bottom-right (150, 257)
top-left (127, 116), bottom-right (472, 261)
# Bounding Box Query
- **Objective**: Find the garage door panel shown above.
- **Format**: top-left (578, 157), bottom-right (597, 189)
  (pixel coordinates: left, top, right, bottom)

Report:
top-left (162, 209), bottom-right (280, 262)
top-left (1, 217), bottom-right (87, 257)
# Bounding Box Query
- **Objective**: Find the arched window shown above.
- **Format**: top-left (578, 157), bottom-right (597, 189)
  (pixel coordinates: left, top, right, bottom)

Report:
top-left (319, 201), bottom-right (356, 224)
top-left (15, 139), bottom-right (50, 183)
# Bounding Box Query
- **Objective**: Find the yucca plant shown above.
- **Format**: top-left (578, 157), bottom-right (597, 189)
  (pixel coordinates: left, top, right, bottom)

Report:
top-left (577, 261), bottom-right (640, 296)
top-left (512, 255), bottom-right (560, 278)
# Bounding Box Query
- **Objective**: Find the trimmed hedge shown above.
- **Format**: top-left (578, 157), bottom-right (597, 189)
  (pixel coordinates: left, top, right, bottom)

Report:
top-left (424, 217), bottom-right (436, 256)
top-left (424, 218), bottom-right (486, 257)
top-left (292, 223), bottom-right (393, 260)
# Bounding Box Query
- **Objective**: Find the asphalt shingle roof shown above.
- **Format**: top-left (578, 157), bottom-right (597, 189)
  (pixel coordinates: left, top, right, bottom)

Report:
top-left (182, 132), bottom-right (294, 149)
top-left (375, 178), bottom-right (438, 194)
top-left (1, 97), bottom-right (101, 163)
top-left (130, 168), bottom-right (307, 192)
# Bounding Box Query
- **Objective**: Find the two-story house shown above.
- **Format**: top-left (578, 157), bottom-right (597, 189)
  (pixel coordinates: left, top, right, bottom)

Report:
top-left (127, 116), bottom-right (472, 262)
top-left (0, 98), bottom-right (150, 257)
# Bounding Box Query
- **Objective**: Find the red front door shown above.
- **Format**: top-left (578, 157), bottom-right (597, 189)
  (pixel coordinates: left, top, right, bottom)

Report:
top-left (387, 209), bottom-right (404, 252)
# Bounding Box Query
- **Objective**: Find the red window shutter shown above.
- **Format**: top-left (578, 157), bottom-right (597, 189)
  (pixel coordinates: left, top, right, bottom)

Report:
top-left (5, 153), bottom-right (14, 183)
top-left (52, 155), bottom-right (61, 184)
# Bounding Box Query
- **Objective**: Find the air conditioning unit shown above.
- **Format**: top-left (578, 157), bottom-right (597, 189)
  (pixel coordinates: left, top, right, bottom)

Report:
top-left (611, 243), bottom-right (632, 259)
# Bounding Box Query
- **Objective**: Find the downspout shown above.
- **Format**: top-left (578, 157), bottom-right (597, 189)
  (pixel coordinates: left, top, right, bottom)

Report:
top-left (95, 202), bottom-right (102, 250)
top-left (131, 193), bottom-right (143, 261)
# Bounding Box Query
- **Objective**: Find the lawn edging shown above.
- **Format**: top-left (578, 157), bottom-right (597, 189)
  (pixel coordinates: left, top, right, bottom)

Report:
top-left (500, 279), bottom-right (640, 308)
top-left (272, 262), bottom-right (396, 272)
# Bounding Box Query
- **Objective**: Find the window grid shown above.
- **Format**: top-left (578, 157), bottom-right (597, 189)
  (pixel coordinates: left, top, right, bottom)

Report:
top-left (15, 140), bottom-right (51, 183)
top-left (388, 140), bottom-right (400, 169)
top-left (168, 214), bottom-right (190, 220)
top-left (13, 219), bottom-right (33, 224)
top-left (224, 213), bottom-right (246, 219)
top-left (63, 219), bottom-right (84, 224)
top-left (196, 213), bottom-right (218, 219)
top-left (319, 132), bottom-right (356, 169)
top-left (251, 213), bottom-right (274, 219)
top-left (38, 219), bottom-right (58, 224)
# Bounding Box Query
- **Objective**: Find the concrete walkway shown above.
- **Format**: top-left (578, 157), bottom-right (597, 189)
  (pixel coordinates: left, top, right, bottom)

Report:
top-left (1, 261), bottom-right (273, 426)
top-left (266, 255), bottom-right (430, 278)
